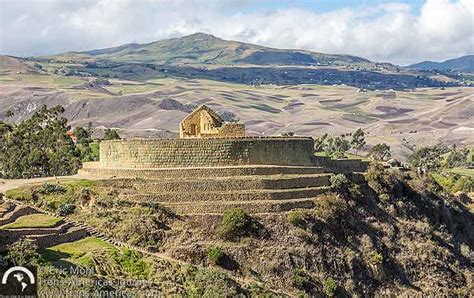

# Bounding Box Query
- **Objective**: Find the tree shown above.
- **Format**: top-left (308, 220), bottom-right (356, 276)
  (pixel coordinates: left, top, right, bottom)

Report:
top-left (369, 143), bottom-right (391, 161)
top-left (5, 110), bottom-right (14, 118)
top-left (325, 136), bottom-right (350, 159)
top-left (103, 129), bottom-right (121, 140)
top-left (351, 128), bottom-right (366, 154)
top-left (6, 238), bottom-right (40, 266)
top-left (314, 133), bottom-right (328, 152)
top-left (1, 105), bottom-right (81, 178)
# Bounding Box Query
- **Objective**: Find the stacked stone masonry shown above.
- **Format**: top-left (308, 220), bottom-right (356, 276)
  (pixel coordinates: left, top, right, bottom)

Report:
top-left (99, 137), bottom-right (315, 168)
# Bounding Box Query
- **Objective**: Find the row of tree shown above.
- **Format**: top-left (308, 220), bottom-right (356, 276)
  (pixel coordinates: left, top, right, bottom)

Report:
top-left (314, 128), bottom-right (391, 161)
top-left (0, 105), bottom-right (120, 179)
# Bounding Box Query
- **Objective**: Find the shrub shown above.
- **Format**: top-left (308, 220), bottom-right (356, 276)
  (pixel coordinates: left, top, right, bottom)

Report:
top-left (367, 251), bottom-right (383, 265)
top-left (292, 268), bottom-right (311, 289)
top-left (313, 194), bottom-right (347, 222)
top-left (323, 277), bottom-right (338, 297)
top-left (188, 268), bottom-right (238, 297)
top-left (219, 208), bottom-right (257, 239)
top-left (287, 209), bottom-right (307, 228)
top-left (58, 203), bottom-right (76, 216)
top-left (6, 238), bottom-right (40, 266)
top-left (369, 143), bottom-right (391, 161)
top-left (40, 182), bottom-right (66, 195)
top-left (207, 246), bottom-right (226, 265)
top-left (330, 174), bottom-right (350, 191)
top-left (110, 249), bottom-right (150, 279)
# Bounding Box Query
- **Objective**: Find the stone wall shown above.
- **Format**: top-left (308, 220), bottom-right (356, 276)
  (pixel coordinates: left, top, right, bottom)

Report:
top-left (99, 137), bottom-right (315, 168)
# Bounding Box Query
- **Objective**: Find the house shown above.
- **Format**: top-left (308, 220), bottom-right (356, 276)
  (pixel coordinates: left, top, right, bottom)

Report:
top-left (179, 105), bottom-right (245, 138)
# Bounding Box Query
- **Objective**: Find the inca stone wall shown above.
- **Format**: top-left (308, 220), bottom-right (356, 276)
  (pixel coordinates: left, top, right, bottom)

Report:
top-left (99, 137), bottom-right (315, 168)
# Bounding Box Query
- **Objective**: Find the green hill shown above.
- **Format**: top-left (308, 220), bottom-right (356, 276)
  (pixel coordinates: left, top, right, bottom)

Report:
top-left (45, 32), bottom-right (378, 68)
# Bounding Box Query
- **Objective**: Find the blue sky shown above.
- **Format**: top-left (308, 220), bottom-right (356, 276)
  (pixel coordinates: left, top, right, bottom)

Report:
top-left (0, 0), bottom-right (472, 65)
top-left (239, 0), bottom-right (426, 14)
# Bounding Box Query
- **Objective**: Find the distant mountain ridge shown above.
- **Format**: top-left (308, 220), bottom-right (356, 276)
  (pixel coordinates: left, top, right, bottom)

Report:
top-left (408, 55), bottom-right (474, 72)
top-left (46, 32), bottom-right (381, 68)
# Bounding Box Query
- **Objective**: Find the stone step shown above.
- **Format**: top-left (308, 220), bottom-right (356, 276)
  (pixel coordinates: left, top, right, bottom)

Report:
top-left (121, 186), bottom-right (329, 203)
top-left (79, 164), bottom-right (326, 179)
top-left (0, 205), bottom-right (39, 226)
top-left (1, 221), bottom-right (73, 236)
top-left (162, 198), bottom-right (317, 214)
top-left (109, 174), bottom-right (331, 192)
top-left (31, 227), bottom-right (89, 248)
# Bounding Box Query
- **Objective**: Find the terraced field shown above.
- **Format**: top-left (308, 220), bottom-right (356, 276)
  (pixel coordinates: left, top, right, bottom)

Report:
top-left (1, 62), bottom-right (472, 159)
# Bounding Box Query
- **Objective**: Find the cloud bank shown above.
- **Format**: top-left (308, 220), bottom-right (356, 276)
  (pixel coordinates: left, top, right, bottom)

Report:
top-left (0, 0), bottom-right (472, 65)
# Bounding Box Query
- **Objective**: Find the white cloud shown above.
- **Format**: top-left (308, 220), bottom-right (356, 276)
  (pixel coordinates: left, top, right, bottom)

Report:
top-left (0, 0), bottom-right (472, 65)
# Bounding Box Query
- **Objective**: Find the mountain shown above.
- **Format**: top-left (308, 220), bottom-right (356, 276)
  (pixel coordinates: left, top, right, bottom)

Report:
top-left (408, 55), bottom-right (474, 72)
top-left (46, 32), bottom-right (378, 68)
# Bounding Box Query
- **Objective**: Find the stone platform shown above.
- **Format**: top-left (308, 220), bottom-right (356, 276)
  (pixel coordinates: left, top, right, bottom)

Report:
top-left (80, 136), bottom-right (367, 214)
top-left (99, 137), bottom-right (315, 168)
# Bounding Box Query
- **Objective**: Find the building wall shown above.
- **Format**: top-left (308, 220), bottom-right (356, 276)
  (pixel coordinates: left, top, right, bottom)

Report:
top-left (99, 137), bottom-right (315, 168)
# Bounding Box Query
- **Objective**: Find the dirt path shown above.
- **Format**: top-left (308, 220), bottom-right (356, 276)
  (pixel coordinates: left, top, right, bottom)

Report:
top-left (0, 173), bottom-right (108, 194)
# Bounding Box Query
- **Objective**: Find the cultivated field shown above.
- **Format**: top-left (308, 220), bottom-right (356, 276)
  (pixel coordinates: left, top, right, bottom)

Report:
top-left (1, 58), bottom-right (473, 159)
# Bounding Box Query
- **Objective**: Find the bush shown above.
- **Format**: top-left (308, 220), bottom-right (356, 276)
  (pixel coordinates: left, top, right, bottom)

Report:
top-left (292, 268), bottom-right (311, 289)
top-left (287, 210), bottom-right (307, 228)
top-left (219, 208), bottom-right (257, 239)
top-left (58, 203), bottom-right (76, 216)
top-left (323, 277), bottom-right (338, 297)
top-left (330, 174), bottom-right (350, 191)
top-left (369, 143), bottom-right (391, 161)
top-left (207, 246), bottom-right (226, 265)
top-left (110, 249), bottom-right (150, 279)
top-left (6, 238), bottom-right (40, 266)
top-left (367, 251), bottom-right (383, 265)
top-left (313, 194), bottom-right (347, 222)
top-left (187, 268), bottom-right (238, 296)
top-left (40, 182), bottom-right (66, 195)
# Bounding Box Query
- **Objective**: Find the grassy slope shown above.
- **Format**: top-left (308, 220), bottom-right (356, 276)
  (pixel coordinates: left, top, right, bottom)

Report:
top-left (44, 33), bottom-right (376, 68)
top-left (4, 168), bottom-right (473, 296)
top-left (43, 237), bottom-right (115, 266)
top-left (1, 214), bottom-right (61, 229)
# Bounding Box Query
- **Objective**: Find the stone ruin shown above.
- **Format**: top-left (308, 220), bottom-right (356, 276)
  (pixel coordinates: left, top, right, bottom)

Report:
top-left (80, 105), bottom-right (367, 214)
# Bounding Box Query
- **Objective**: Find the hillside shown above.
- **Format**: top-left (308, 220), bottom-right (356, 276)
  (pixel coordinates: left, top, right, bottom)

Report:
top-left (1, 164), bottom-right (473, 296)
top-left (408, 55), bottom-right (474, 72)
top-left (46, 33), bottom-right (376, 68)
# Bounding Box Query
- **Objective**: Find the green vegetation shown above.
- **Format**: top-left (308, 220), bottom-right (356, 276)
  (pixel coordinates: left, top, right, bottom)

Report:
top-left (5, 187), bottom-right (34, 201)
top-left (6, 238), bottom-right (41, 266)
top-left (0, 105), bottom-right (81, 178)
top-left (219, 208), bottom-right (259, 240)
top-left (292, 268), bottom-right (311, 289)
top-left (103, 128), bottom-right (121, 140)
top-left (367, 251), bottom-right (383, 265)
top-left (408, 145), bottom-right (471, 171)
top-left (1, 214), bottom-right (62, 229)
top-left (314, 129), bottom-right (367, 160)
top-left (43, 237), bottom-right (115, 267)
top-left (431, 172), bottom-right (473, 193)
top-left (207, 245), bottom-right (226, 265)
top-left (185, 266), bottom-right (238, 297)
top-left (369, 143), bottom-right (391, 161)
top-left (58, 202), bottom-right (76, 216)
top-left (323, 277), bottom-right (338, 297)
top-left (110, 249), bottom-right (150, 279)
top-left (74, 125), bottom-right (99, 162)
top-left (287, 209), bottom-right (307, 228)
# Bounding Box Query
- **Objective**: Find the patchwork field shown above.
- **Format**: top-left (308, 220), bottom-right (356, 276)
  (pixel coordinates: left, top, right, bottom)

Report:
top-left (1, 55), bottom-right (473, 160)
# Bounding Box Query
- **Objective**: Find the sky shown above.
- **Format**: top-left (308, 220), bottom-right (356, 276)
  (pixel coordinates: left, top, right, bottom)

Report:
top-left (0, 0), bottom-right (472, 65)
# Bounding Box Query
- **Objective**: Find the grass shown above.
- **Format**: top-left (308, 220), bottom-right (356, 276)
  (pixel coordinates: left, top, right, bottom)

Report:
top-left (43, 237), bottom-right (116, 267)
top-left (315, 151), bottom-right (369, 161)
top-left (1, 214), bottom-right (62, 229)
top-left (449, 167), bottom-right (474, 178)
top-left (5, 187), bottom-right (33, 201)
